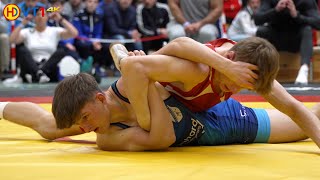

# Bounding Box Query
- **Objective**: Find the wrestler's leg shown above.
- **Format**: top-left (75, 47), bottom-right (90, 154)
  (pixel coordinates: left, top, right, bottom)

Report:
top-left (266, 109), bottom-right (308, 143)
top-left (1, 102), bottom-right (83, 140)
top-left (265, 103), bottom-right (320, 143)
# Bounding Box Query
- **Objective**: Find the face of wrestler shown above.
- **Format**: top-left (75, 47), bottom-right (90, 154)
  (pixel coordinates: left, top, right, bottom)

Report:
top-left (218, 50), bottom-right (243, 94)
top-left (77, 93), bottom-right (110, 134)
top-left (218, 74), bottom-right (242, 94)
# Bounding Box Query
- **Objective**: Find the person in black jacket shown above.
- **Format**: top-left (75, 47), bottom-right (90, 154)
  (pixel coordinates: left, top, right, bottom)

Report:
top-left (103, 0), bottom-right (143, 51)
top-left (136, 0), bottom-right (171, 53)
top-left (254, 0), bottom-right (320, 85)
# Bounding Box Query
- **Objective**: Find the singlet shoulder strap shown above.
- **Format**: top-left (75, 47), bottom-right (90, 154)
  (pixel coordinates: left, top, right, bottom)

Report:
top-left (111, 80), bottom-right (130, 104)
top-left (110, 122), bottom-right (131, 129)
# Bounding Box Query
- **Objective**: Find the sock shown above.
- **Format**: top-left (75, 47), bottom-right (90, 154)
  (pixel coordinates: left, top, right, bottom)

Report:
top-left (0, 102), bottom-right (9, 119)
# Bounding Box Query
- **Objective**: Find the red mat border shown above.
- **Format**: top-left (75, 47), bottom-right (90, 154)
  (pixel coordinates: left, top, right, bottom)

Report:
top-left (0, 95), bottom-right (319, 103)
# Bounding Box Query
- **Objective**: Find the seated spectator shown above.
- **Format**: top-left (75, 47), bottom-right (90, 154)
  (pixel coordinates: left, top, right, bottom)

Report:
top-left (62, 0), bottom-right (85, 22)
top-left (103, 0), bottom-right (143, 51)
top-left (167, 0), bottom-right (222, 43)
top-left (47, 0), bottom-right (81, 62)
top-left (0, 0), bottom-right (10, 78)
top-left (227, 0), bottom-right (260, 42)
top-left (15, 0), bottom-right (46, 28)
top-left (73, 0), bottom-right (110, 70)
top-left (9, 9), bottom-right (78, 83)
top-left (254, 0), bottom-right (320, 85)
top-left (97, 0), bottom-right (113, 15)
top-left (223, 0), bottom-right (243, 24)
top-left (136, 0), bottom-right (171, 53)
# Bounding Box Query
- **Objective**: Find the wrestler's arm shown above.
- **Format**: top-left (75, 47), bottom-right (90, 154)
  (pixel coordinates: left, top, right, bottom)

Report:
top-left (263, 81), bottom-right (320, 148)
top-left (121, 53), bottom-right (207, 130)
top-left (96, 82), bottom-right (175, 151)
top-left (153, 37), bottom-right (258, 89)
top-left (2, 102), bottom-right (83, 140)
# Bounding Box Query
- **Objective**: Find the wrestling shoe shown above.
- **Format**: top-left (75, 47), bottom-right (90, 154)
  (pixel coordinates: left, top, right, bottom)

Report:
top-left (294, 64), bottom-right (309, 86)
top-left (109, 43), bottom-right (128, 71)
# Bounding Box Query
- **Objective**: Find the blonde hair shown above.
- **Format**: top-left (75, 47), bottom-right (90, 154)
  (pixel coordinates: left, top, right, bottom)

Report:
top-left (230, 37), bottom-right (280, 94)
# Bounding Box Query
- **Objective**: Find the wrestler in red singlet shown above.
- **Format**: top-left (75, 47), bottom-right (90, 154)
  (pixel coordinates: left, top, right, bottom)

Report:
top-left (160, 39), bottom-right (236, 112)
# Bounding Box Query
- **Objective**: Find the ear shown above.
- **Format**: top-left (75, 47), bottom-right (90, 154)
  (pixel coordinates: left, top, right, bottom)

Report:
top-left (96, 93), bottom-right (106, 103)
top-left (226, 51), bottom-right (236, 61)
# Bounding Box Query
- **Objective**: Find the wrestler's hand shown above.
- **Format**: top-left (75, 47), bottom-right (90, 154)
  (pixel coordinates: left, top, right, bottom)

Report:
top-left (128, 50), bottom-right (147, 56)
top-left (225, 61), bottom-right (259, 90)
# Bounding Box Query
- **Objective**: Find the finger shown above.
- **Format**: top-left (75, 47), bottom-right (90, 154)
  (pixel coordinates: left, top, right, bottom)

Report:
top-left (128, 51), bottom-right (135, 56)
top-left (247, 70), bottom-right (259, 80)
top-left (242, 82), bottom-right (255, 90)
top-left (133, 50), bottom-right (140, 56)
top-left (247, 64), bottom-right (259, 71)
top-left (139, 50), bottom-right (146, 56)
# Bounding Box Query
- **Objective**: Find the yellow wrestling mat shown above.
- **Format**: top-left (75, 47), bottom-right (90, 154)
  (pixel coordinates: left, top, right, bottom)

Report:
top-left (1, 103), bottom-right (320, 180)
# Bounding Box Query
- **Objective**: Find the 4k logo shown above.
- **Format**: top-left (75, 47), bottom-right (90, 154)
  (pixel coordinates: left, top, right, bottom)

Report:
top-left (2, 4), bottom-right (60, 21)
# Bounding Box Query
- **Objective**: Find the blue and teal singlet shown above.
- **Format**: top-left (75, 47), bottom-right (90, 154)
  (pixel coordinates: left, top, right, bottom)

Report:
top-left (111, 81), bottom-right (271, 147)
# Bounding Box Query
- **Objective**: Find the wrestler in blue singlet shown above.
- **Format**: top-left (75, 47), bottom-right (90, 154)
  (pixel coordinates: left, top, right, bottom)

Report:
top-left (111, 81), bottom-right (271, 147)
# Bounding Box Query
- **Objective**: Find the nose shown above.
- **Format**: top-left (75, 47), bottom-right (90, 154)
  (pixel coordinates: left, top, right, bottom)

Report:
top-left (79, 124), bottom-right (93, 133)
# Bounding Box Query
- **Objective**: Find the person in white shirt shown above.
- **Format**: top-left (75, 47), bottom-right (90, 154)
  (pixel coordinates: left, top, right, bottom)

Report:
top-left (0, 0), bottom-right (10, 77)
top-left (9, 7), bottom-right (78, 83)
top-left (227, 0), bottom-right (260, 42)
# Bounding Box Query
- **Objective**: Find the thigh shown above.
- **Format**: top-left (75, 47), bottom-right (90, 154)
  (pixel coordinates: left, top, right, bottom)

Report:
top-left (266, 109), bottom-right (307, 143)
top-left (196, 24), bottom-right (219, 43)
top-left (167, 21), bottom-right (186, 40)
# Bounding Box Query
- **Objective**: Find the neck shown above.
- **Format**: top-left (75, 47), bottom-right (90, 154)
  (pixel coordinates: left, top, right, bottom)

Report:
top-left (105, 88), bottom-right (130, 123)
top-left (212, 71), bottom-right (223, 95)
top-left (35, 25), bottom-right (46, 32)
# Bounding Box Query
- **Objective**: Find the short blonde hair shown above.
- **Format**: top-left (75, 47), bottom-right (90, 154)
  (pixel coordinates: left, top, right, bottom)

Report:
top-left (230, 37), bottom-right (280, 94)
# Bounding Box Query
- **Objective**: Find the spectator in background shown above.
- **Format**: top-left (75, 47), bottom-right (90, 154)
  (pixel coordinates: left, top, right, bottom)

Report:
top-left (0, 0), bottom-right (10, 78)
top-left (254, 0), bottom-right (320, 85)
top-left (223, 0), bottom-right (242, 24)
top-left (73, 0), bottom-right (110, 70)
top-left (136, 0), bottom-right (171, 53)
top-left (48, 0), bottom-right (81, 62)
top-left (9, 9), bottom-right (78, 83)
top-left (103, 0), bottom-right (143, 51)
top-left (16, 0), bottom-right (46, 26)
top-left (227, 0), bottom-right (260, 41)
top-left (97, 0), bottom-right (113, 15)
top-left (62, 0), bottom-right (85, 21)
top-left (167, 0), bottom-right (223, 43)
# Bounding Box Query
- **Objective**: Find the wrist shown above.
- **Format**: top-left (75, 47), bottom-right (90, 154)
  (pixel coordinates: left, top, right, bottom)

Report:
top-left (293, 11), bottom-right (299, 19)
top-left (183, 21), bottom-right (190, 28)
top-left (58, 18), bottom-right (65, 24)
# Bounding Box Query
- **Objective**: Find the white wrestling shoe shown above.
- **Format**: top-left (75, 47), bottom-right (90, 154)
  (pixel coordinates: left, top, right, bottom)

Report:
top-left (109, 43), bottom-right (129, 71)
top-left (294, 64), bottom-right (309, 86)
